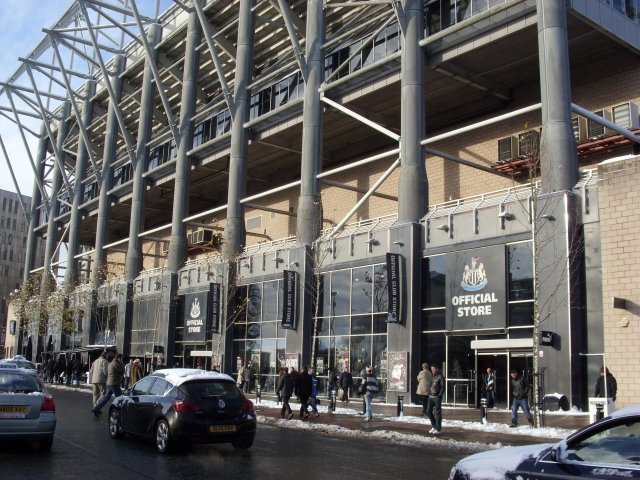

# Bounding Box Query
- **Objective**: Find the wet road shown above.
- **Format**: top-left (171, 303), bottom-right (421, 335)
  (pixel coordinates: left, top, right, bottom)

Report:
top-left (1, 388), bottom-right (468, 479)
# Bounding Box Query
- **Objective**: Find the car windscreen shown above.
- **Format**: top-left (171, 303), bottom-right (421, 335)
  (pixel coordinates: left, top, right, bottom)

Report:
top-left (0, 372), bottom-right (42, 393)
top-left (181, 380), bottom-right (242, 400)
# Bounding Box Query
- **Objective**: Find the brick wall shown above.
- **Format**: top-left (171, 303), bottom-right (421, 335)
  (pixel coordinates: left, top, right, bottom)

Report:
top-left (598, 156), bottom-right (640, 408)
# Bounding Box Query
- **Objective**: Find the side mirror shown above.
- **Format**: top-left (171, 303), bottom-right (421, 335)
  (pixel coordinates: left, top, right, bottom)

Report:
top-left (548, 445), bottom-right (564, 463)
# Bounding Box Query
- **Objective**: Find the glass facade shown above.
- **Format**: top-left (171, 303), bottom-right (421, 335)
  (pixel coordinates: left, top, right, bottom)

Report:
top-left (313, 263), bottom-right (389, 397)
top-left (232, 281), bottom-right (286, 393)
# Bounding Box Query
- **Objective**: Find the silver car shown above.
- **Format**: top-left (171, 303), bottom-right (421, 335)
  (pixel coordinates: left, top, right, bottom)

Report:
top-left (0, 361), bottom-right (56, 449)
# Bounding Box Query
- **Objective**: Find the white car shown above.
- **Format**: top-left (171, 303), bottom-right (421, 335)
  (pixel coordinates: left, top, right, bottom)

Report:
top-left (0, 361), bottom-right (57, 449)
top-left (449, 405), bottom-right (640, 479)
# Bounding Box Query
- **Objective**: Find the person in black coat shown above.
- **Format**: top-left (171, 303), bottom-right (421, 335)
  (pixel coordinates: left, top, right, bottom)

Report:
top-left (594, 366), bottom-right (617, 401)
top-left (297, 365), bottom-right (312, 419)
top-left (277, 368), bottom-right (294, 419)
top-left (339, 369), bottom-right (353, 403)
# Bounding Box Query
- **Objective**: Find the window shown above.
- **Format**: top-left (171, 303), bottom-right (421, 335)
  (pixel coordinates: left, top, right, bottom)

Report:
top-left (0, 217), bottom-right (3, 228)
top-left (148, 378), bottom-right (170, 396)
top-left (12, 219), bottom-right (16, 230)
top-left (131, 376), bottom-right (156, 395)
top-left (7, 234), bottom-right (12, 245)
top-left (2, 198), bottom-right (6, 211)
top-left (14, 201), bottom-right (18, 214)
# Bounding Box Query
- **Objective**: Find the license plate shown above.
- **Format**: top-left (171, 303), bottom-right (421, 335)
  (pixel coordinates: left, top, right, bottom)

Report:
top-left (0, 406), bottom-right (28, 418)
top-left (209, 424), bottom-right (236, 433)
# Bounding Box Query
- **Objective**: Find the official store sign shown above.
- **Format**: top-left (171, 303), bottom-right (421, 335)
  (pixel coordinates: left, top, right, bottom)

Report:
top-left (446, 246), bottom-right (506, 331)
top-left (183, 283), bottom-right (220, 342)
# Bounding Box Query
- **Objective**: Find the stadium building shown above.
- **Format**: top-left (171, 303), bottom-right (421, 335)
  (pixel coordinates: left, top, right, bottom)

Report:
top-left (1, 0), bottom-right (639, 411)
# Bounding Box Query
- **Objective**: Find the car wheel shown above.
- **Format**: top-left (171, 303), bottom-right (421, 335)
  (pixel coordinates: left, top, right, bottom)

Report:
top-left (155, 419), bottom-right (173, 454)
top-left (231, 435), bottom-right (254, 450)
top-left (109, 409), bottom-right (124, 438)
top-left (38, 437), bottom-right (53, 450)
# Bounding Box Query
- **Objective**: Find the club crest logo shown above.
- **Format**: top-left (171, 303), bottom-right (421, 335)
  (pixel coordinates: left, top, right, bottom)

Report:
top-left (190, 298), bottom-right (201, 319)
top-left (461, 256), bottom-right (487, 291)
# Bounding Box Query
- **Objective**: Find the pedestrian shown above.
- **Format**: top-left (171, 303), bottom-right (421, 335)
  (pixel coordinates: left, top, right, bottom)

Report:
top-left (54, 354), bottom-right (66, 384)
top-left (327, 367), bottom-right (338, 399)
top-left (65, 355), bottom-right (74, 386)
top-left (195, 358), bottom-right (204, 370)
top-left (243, 363), bottom-right (254, 393)
top-left (124, 359), bottom-right (133, 389)
top-left (277, 367), bottom-right (294, 419)
top-left (130, 358), bottom-right (143, 386)
top-left (48, 356), bottom-right (56, 383)
top-left (339, 368), bottom-right (353, 403)
top-left (426, 362), bottom-right (444, 434)
top-left (417, 362), bottom-right (432, 415)
top-left (361, 366), bottom-right (378, 421)
top-left (90, 351), bottom-right (109, 407)
top-left (510, 369), bottom-right (533, 427)
top-left (237, 365), bottom-right (245, 388)
top-left (484, 367), bottom-right (496, 408)
top-left (309, 366), bottom-right (320, 417)
top-left (297, 365), bottom-right (312, 419)
top-left (594, 366), bottom-right (617, 401)
top-left (73, 357), bottom-right (84, 387)
top-left (92, 352), bottom-right (125, 417)
top-left (155, 355), bottom-right (166, 371)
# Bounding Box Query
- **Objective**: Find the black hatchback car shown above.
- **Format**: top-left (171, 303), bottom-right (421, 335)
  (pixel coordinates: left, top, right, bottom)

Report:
top-left (108, 368), bottom-right (256, 453)
top-left (449, 405), bottom-right (640, 479)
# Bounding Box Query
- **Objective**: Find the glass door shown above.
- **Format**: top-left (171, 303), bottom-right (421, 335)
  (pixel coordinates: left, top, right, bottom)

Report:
top-left (477, 353), bottom-right (508, 409)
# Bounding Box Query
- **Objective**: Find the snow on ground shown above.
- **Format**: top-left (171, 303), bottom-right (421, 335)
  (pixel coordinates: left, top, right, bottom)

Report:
top-left (50, 384), bottom-right (575, 454)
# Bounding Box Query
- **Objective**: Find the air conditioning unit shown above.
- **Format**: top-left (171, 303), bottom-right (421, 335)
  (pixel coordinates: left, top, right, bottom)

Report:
top-left (611, 102), bottom-right (639, 130)
top-left (571, 116), bottom-right (588, 143)
top-left (587, 109), bottom-right (613, 139)
top-left (191, 229), bottom-right (214, 245)
top-left (497, 136), bottom-right (518, 163)
top-left (518, 130), bottom-right (540, 158)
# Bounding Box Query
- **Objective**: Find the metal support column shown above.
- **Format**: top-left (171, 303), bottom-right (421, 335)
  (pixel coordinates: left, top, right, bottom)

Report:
top-left (65, 80), bottom-right (96, 288)
top-left (537, 0), bottom-right (578, 193)
top-left (387, 0), bottom-right (426, 407)
top-left (125, 24), bottom-right (161, 282)
top-left (397, 0), bottom-right (427, 223)
top-left (92, 54), bottom-right (125, 287)
top-left (167, 6), bottom-right (202, 273)
top-left (297, 0), bottom-right (323, 245)
top-left (24, 126), bottom-right (49, 283)
top-left (223, 0), bottom-right (254, 259)
top-left (535, 0), bottom-right (582, 411)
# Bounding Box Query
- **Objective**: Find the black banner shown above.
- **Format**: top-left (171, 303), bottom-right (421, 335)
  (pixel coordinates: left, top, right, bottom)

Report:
top-left (445, 246), bottom-right (506, 331)
top-left (210, 283), bottom-right (221, 334)
top-left (281, 270), bottom-right (297, 329)
top-left (386, 253), bottom-right (401, 323)
top-left (183, 289), bottom-right (211, 342)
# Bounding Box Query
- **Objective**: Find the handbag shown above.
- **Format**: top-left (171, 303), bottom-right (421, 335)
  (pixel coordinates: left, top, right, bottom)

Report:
top-left (359, 382), bottom-right (367, 394)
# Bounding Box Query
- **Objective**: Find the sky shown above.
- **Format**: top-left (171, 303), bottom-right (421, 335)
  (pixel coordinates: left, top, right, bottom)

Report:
top-left (0, 0), bottom-right (172, 196)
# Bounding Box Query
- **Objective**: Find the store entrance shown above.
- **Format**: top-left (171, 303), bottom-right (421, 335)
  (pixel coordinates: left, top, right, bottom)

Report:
top-left (477, 353), bottom-right (509, 409)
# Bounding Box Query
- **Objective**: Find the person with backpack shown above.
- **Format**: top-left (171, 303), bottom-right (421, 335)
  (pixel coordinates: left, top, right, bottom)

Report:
top-left (510, 369), bottom-right (533, 427)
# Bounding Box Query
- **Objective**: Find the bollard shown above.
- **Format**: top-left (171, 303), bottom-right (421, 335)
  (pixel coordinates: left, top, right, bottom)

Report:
top-left (256, 384), bottom-right (261, 404)
top-left (330, 389), bottom-right (337, 413)
top-left (480, 397), bottom-right (488, 424)
top-left (595, 401), bottom-right (604, 422)
top-left (397, 395), bottom-right (404, 417)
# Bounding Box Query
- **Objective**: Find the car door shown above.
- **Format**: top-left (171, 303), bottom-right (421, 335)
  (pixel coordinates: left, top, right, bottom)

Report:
top-left (139, 378), bottom-right (171, 436)
top-left (518, 417), bottom-right (640, 479)
top-left (122, 376), bottom-right (156, 434)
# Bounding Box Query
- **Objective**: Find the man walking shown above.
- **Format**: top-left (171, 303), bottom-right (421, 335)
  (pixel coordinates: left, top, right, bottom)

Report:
top-left (91, 353), bottom-right (125, 417)
top-left (362, 366), bottom-right (378, 421)
top-left (90, 351), bottom-right (109, 407)
top-left (510, 369), bottom-right (533, 427)
top-left (124, 358), bottom-right (133, 389)
top-left (484, 367), bottom-right (496, 408)
top-left (297, 365), bottom-right (312, 419)
top-left (277, 367), bottom-right (294, 419)
top-left (426, 363), bottom-right (444, 434)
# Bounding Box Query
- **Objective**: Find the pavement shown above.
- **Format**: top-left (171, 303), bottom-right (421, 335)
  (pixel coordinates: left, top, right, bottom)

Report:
top-left (251, 393), bottom-right (590, 447)
top-left (52, 382), bottom-right (590, 448)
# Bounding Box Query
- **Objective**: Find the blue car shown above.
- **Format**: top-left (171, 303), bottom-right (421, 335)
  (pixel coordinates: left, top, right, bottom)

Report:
top-left (450, 405), bottom-right (640, 479)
